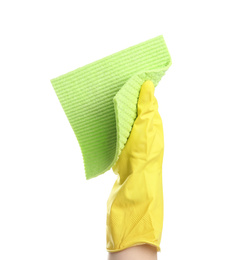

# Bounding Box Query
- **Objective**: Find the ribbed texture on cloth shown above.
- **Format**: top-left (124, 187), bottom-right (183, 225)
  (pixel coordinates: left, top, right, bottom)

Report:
top-left (51, 35), bottom-right (172, 179)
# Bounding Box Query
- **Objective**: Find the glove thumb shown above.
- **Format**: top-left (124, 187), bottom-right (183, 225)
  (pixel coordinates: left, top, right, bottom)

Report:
top-left (137, 80), bottom-right (158, 116)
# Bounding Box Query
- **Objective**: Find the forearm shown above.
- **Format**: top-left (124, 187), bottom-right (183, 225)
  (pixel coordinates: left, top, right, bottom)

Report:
top-left (108, 244), bottom-right (157, 260)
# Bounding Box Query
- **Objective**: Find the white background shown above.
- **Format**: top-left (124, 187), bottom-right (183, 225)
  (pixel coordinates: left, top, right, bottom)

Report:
top-left (0, 1), bottom-right (228, 259)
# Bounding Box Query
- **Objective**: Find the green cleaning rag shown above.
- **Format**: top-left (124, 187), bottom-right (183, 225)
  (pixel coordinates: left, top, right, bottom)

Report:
top-left (50, 35), bottom-right (172, 180)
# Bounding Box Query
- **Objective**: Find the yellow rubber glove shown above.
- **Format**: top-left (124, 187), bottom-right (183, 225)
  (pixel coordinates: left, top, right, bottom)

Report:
top-left (106, 80), bottom-right (164, 252)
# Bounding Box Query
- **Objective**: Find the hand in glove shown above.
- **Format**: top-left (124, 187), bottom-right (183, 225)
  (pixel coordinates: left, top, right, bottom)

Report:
top-left (106, 80), bottom-right (164, 252)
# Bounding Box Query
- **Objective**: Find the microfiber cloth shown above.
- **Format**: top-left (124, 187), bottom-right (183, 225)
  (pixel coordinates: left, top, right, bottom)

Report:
top-left (50, 35), bottom-right (172, 180)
